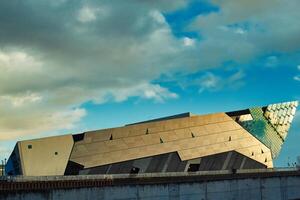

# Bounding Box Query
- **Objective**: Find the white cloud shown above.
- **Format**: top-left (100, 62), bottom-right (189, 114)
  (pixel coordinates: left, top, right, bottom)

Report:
top-left (294, 76), bottom-right (300, 82)
top-left (294, 65), bottom-right (300, 81)
top-left (49, 108), bottom-right (87, 130)
top-left (265, 56), bottom-right (278, 68)
top-left (113, 83), bottom-right (178, 103)
top-left (78, 6), bottom-right (96, 22)
top-left (198, 71), bottom-right (245, 93)
top-left (149, 10), bottom-right (166, 24)
top-left (1, 0), bottom-right (300, 142)
top-left (0, 92), bottom-right (42, 107)
top-left (0, 50), bottom-right (42, 72)
top-left (183, 37), bottom-right (195, 47)
top-left (189, 0), bottom-right (300, 69)
top-left (234, 28), bottom-right (246, 35)
top-left (0, 107), bottom-right (86, 140)
top-left (77, 5), bottom-right (109, 23)
top-left (198, 72), bottom-right (221, 92)
top-left (0, 1), bottom-right (187, 141)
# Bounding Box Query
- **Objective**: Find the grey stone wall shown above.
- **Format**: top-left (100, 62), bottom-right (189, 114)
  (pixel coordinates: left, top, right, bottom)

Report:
top-left (1, 176), bottom-right (300, 200)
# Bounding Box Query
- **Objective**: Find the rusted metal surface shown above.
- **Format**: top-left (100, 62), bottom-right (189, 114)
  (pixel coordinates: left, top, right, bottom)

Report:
top-left (1, 168), bottom-right (300, 192)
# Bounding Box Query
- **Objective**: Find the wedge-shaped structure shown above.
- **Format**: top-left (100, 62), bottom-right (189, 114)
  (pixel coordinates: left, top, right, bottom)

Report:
top-left (5, 101), bottom-right (298, 176)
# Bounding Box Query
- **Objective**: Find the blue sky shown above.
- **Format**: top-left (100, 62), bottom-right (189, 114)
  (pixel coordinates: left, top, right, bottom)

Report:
top-left (0, 0), bottom-right (299, 167)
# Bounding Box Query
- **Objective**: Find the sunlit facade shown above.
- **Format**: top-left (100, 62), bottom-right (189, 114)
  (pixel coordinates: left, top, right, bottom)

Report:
top-left (5, 101), bottom-right (298, 176)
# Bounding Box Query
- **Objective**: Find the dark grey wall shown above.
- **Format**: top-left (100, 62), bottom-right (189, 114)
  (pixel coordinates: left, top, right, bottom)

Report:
top-left (76, 151), bottom-right (266, 175)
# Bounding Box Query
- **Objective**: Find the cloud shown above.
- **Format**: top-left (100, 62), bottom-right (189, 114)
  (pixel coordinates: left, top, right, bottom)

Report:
top-left (198, 72), bottom-right (221, 92)
top-left (198, 71), bottom-right (245, 93)
top-left (77, 4), bottom-right (110, 23)
top-left (294, 65), bottom-right (300, 81)
top-left (77, 6), bottom-right (98, 23)
top-left (294, 76), bottom-right (300, 82)
top-left (183, 37), bottom-right (195, 47)
top-left (1, 0), bottom-right (300, 141)
top-left (265, 56), bottom-right (278, 68)
top-left (107, 83), bottom-right (178, 103)
top-left (188, 0), bottom-right (300, 70)
top-left (0, 92), bottom-right (42, 108)
top-left (0, 0), bottom-right (187, 140)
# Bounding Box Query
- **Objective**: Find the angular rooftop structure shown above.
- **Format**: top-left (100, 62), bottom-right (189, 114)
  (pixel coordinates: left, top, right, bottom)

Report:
top-left (5, 101), bottom-right (298, 176)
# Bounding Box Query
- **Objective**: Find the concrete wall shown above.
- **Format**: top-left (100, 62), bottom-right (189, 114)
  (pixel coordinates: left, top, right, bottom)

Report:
top-left (1, 176), bottom-right (300, 200)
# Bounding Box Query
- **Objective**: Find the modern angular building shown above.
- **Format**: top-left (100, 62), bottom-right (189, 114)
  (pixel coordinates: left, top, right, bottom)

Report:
top-left (5, 101), bottom-right (298, 176)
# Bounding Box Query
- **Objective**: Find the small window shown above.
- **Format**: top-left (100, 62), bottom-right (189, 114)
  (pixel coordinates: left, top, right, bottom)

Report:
top-left (187, 164), bottom-right (200, 172)
top-left (55, 152), bottom-right (58, 155)
top-left (191, 132), bottom-right (195, 138)
top-left (28, 145), bottom-right (32, 149)
top-left (160, 138), bottom-right (164, 143)
top-left (130, 167), bottom-right (140, 174)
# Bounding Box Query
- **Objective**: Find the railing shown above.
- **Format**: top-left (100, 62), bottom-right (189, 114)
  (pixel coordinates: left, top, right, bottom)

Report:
top-left (1, 167), bottom-right (300, 192)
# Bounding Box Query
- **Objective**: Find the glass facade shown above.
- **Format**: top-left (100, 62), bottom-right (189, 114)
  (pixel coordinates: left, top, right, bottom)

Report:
top-left (238, 101), bottom-right (298, 158)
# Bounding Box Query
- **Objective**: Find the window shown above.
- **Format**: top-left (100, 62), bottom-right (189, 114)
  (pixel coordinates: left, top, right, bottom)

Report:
top-left (28, 145), bottom-right (32, 149)
top-left (130, 167), bottom-right (140, 174)
top-left (191, 132), bottom-right (195, 138)
top-left (187, 164), bottom-right (200, 172)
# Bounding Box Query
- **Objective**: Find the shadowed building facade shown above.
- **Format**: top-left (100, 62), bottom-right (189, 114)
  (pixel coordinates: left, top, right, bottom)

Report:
top-left (5, 101), bottom-right (298, 176)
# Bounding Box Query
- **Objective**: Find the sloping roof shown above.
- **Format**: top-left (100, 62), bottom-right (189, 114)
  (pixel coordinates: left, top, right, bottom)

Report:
top-left (70, 112), bottom-right (273, 169)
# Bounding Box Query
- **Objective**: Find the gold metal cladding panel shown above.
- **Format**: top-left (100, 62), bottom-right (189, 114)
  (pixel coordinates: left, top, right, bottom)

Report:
top-left (80, 112), bottom-right (232, 144)
top-left (174, 128), bottom-right (193, 139)
top-left (19, 135), bottom-right (74, 176)
top-left (216, 121), bottom-right (241, 131)
top-left (78, 140), bottom-right (179, 167)
top-left (141, 134), bottom-right (161, 145)
top-left (122, 136), bottom-right (146, 148)
top-left (104, 139), bottom-right (128, 151)
top-left (128, 128), bottom-right (146, 137)
top-left (74, 121), bottom-right (223, 166)
top-left (190, 126), bottom-right (207, 136)
top-left (111, 128), bottom-right (129, 139)
top-left (71, 140), bottom-right (111, 158)
top-left (84, 129), bottom-right (111, 143)
top-left (71, 112), bottom-right (273, 168)
top-left (147, 124), bottom-right (166, 134)
top-left (203, 124), bottom-right (222, 134)
top-left (178, 129), bottom-right (272, 167)
top-left (177, 127), bottom-right (272, 164)
top-left (159, 130), bottom-right (178, 142)
top-left (83, 142), bottom-right (179, 168)
top-left (70, 113), bottom-right (229, 166)
top-left (71, 133), bottom-right (160, 160)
